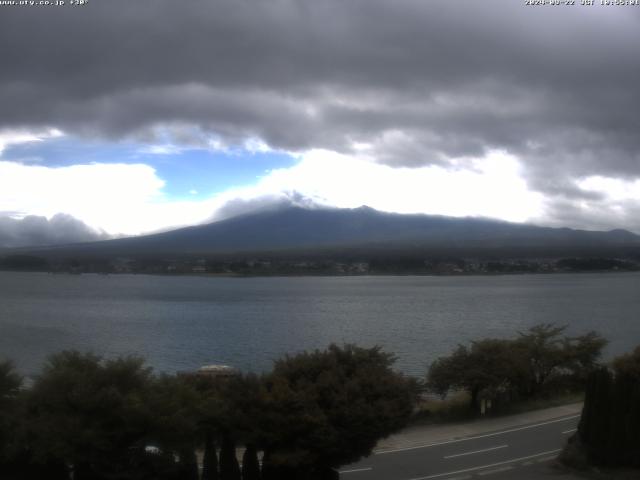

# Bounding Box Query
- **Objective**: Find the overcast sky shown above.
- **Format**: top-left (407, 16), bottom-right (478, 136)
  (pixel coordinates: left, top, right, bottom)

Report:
top-left (1, 0), bottom-right (640, 246)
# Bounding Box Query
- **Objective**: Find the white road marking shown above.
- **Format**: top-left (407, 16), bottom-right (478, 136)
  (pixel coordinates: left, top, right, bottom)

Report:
top-left (339, 467), bottom-right (373, 474)
top-left (376, 415), bottom-right (579, 455)
top-left (562, 428), bottom-right (577, 434)
top-left (535, 456), bottom-right (557, 463)
top-left (406, 448), bottom-right (562, 480)
top-left (444, 444), bottom-right (508, 459)
top-left (477, 466), bottom-right (513, 476)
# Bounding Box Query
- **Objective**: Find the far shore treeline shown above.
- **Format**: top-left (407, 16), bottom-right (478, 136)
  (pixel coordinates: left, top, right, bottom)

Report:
top-left (0, 326), bottom-right (637, 479)
top-left (2, 252), bottom-right (640, 276)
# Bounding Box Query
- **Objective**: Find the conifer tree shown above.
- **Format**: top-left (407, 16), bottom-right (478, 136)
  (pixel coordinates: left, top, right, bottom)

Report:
top-left (202, 432), bottom-right (219, 480)
top-left (219, 434), bottom-right (241, 480)
top-left (241, 444), bottom-right (260, 480)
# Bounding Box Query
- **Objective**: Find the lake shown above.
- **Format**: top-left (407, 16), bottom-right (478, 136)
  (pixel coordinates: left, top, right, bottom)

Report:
top-left (1, 271), bottom-right (639, 377)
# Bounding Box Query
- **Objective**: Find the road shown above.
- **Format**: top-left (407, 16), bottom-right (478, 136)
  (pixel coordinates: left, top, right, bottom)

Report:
top-left (339, 414), bottom-right (580, 480)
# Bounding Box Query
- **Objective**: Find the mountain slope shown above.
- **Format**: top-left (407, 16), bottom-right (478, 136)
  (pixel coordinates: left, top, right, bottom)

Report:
top-left (18, 206), bottom-right (640, 258)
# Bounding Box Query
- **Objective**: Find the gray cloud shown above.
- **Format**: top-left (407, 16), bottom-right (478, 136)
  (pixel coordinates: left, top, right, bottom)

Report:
top-left (213, 191), bottom-right (325, 222)
top-left (0, 214), bottom-right (108, 248)
top-left (532, 198), bottom-right (640, 234)
top-left (2, 0), bottom-right (640, 229)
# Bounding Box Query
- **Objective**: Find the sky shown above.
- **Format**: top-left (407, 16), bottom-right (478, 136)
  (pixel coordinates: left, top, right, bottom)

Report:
top-left (1, 0), bottom-right (640, 247)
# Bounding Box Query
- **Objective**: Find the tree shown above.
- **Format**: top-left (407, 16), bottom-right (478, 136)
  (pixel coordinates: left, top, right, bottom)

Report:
top-left (427, 324), bottom-right (607, 411)
top-left (260, 344), bottom-right (416, 478)
top-left (0, 361), bottom-right (21, 401)
top-left (189, 372), bottom-right (264, 480)
top-left (576, 367), bottom-right (613, 465)
top-left (564, 331), bottom-right (608, 379)
top-left (219, 434), bottom-right (241, 480)
top-left (0, 361), bottom-right (22, 475)
top-left (201, 431), bottom-right (219, 480)
top-left (612, 345), bottom-right (640, 382)
top-left (427, 340), bottom-right (525, 411)
top-left (26, 351), bottom-right (155, 480)
top-left (515, 323), bottom-right (569, 395)
top-left (516, 325), bottom-right (606, 395)
top-left (241, 444), bottom-right (261, 480)
top-left (572, 345), bottom-right (640, 468)
top-left (426, 345), bottom-right (468, 398)
top-left (146, 374), bottom-right (204, 480)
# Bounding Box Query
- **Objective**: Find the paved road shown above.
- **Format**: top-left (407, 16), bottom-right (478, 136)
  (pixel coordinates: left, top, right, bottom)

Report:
top-left (340, 413), bottom-right (580, 480)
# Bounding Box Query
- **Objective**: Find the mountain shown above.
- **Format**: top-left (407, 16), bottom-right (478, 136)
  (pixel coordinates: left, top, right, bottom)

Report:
top-left (16, 206), bottom-right (640, 259)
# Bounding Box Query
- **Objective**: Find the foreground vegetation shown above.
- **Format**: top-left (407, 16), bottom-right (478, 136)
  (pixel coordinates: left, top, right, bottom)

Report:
top-left (0, 345), bottom-right (417, 480)
top-left (562, 346), bottom-right (640, 471)
top-left (426, 324), bottom-right (606, 414)
top-left (1, 325), bottom-right (636, 479)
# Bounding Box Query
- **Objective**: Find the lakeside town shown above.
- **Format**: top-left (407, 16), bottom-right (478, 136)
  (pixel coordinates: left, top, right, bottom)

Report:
top-left (2, 254), bottom-right (639, 276)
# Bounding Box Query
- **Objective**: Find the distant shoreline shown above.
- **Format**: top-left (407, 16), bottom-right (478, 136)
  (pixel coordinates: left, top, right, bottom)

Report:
top-left (1, 268), bottom-right (639, 279)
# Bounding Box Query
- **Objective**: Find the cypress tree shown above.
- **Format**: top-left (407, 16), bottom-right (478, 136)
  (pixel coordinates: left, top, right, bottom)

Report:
top-left (614, 373), bottom-right (640, 467)
top-left (630, 379), bottom-right (640, 468)
top-left (241, 444), bottom-right (260, 480)
top-left (21, 458), bottom-right (70, 480)
top-left (578, 367), bottom-right (612, 465)
top-left (219, 435), bottom-right (241, 480)
top-left (73, 462), bottom-right (94, 480)
top-left (202, 432), bottom-right (219, 480)
top-left (259, 451), bottom-right (296, 480)
top-left (259, 451), bottom-right (274, 480)
top-left (577, 361), bottom-right (640, 468)
top-left (179, 448), bottom-right (199, 480)
top-left (610, 373), bottom-right (631, 466)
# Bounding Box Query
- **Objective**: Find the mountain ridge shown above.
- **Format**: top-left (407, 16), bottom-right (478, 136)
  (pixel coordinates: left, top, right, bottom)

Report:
top-left (10, 206), bottom-right (640, 259)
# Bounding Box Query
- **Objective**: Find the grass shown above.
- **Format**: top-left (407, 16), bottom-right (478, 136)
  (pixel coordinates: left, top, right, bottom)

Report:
top-left (410, 391), bottom-right (475, 425)
top-left (497, 391), bottom-right (584, 416)
top-left (410, 390), bottom-right (584, 426)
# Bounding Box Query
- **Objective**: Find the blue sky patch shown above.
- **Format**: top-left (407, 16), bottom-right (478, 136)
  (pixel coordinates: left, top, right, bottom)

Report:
top-left (2, 136), bottom-right (298, 200)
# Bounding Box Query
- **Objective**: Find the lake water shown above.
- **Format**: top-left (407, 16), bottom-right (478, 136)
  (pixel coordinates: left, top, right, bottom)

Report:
top-left (1, 271), bottom-right (639, 377)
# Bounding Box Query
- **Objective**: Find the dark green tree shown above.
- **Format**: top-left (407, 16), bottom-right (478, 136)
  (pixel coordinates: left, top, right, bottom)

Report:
top-left (563, 331), bottom-right (608, 381)
top-left (515, 323), bottom-right (569, 395)
top-left (426, 345), bottom-right (468, 398)
top-left (178, 448), bottom-right (199, 480)
top-left (26, 351), bottom-right (155, 480)
top-left (428, 324), bottom-right (607, 411)
top-left (612, 345), bottom-right (640, 381)
top-left (516, 325), bottom-right (606, 395)
top-left (260, 344), bottom-right (416, 478)
top-left (241, 444), bottom-right (261, 480)
top-left (201, 431), bottom-right (219, 480)
top-left (146, 374), bottom-right (204, 480)
top-left (573, 345), bottom-right (640, 468)
top-left (577, 367), bottom-right (613, 465)
top-left (0, 361), bottom-right (23, 477)
top-left (219, 434), bottom-right (241, 480)
top-left (427, 339), bottom-right (525, 411)
top-left (0, 360), bottom-right (21, 447)
top-left (193, 373), bottom-right (266, 480)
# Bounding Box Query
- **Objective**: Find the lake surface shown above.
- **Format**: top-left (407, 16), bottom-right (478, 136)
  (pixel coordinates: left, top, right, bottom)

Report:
top-left (1, 271), bottom-right (639, 377)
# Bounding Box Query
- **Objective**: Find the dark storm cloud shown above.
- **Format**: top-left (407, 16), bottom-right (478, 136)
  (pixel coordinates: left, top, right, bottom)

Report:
top-left (2, 0), bottom-right (640, 224)
top-left (0, 214), bottom-right (108, 248)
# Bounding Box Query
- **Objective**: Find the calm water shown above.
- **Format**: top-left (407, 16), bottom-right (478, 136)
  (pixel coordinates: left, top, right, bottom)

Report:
top-left (1, 271), bottom-right (639, 377)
